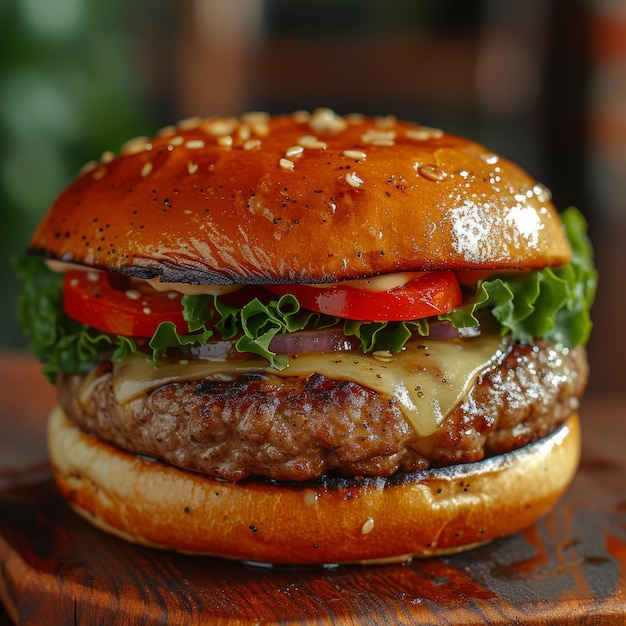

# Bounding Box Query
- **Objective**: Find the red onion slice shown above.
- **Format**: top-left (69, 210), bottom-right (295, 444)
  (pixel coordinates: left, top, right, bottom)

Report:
top-left (181, 323), bottom-right (480, 360)
top-left (426, 320), bottom-right (481, 340)
top-left (269, 328), bottom-right (360, 355)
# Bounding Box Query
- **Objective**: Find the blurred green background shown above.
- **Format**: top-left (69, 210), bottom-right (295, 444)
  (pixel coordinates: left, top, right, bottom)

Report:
top-left (0, 0), bottom-right (169, 348)
top-left (1, 0), bottom-right (623, 393)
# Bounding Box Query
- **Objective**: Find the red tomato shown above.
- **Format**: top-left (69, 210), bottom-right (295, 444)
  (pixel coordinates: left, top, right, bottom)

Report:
top-left (63, 270), bottom-right (187, 337)
top-left (265, 271), bottom-right (462, 322)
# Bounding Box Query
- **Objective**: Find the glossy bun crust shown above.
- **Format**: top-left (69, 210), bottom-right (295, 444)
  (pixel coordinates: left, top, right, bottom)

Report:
top-left (30, 109), bottom-right (571, 285)
top-left (48, 406), bottom-right (581, 565)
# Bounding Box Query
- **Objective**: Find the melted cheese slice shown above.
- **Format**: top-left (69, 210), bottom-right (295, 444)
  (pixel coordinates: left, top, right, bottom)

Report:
top-left (111, 336), bottom-right (503, 436)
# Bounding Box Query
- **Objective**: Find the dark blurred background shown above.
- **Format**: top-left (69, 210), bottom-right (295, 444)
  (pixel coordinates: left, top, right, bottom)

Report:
top-left (1, 0), bottom-right (623, 393)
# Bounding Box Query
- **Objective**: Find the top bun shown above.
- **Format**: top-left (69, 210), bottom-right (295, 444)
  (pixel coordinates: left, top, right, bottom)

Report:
top-left (29, 108), bottom-right (571, 285)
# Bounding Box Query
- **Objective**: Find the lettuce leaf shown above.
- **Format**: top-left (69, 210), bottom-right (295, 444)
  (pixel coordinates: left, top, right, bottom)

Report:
top-left (13, 255), bottom-right (113, 383)
top-left (440, 207), bottom-right (597, 346)
top-left (177, 293), bottom-right (338, 369)
top-left (13, 207), bottom-right (597, 382)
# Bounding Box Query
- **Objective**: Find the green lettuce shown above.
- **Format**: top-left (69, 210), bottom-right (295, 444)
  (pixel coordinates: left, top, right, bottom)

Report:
top-left (13, 255), bottom-right (113, 383)
top-left (440, 207), bottom-right (597, 346)
top-left (172, 293), bottom-right (337, 370)
top-left (14, 207), bottom-right (596, 383)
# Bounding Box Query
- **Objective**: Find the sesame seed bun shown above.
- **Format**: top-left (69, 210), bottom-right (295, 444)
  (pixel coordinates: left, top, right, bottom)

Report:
top-left (48, 405), bottom-right (581, 565)
top-left (29, 109), bottom-right (570, 285)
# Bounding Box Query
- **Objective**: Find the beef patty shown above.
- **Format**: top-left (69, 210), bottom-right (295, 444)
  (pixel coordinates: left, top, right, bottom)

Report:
top-left (58, 340), bottom-right (588, 482)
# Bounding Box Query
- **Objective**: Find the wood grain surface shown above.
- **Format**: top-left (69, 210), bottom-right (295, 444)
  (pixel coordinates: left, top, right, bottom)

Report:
top-left (1, 353), bottom-right (625, 625)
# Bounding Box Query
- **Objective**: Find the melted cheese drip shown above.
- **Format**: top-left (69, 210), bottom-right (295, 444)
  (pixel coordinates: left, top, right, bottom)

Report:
top-left (111, 336), bottom-right (502, 436)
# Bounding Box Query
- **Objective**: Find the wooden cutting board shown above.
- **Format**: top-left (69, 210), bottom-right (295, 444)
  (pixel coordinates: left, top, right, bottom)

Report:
top-left (1, 354), bottom-right (625, 625)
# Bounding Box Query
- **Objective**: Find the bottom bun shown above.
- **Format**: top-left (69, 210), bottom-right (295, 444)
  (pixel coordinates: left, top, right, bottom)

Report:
top-left (48, 406), bottom-right (581, 565)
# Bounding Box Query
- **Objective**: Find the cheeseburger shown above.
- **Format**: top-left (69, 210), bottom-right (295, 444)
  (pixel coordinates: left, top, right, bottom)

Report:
top-left (15, 108), bottom-right (596, 565)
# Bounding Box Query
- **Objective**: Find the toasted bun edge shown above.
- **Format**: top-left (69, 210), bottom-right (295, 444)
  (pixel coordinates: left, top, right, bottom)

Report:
top-left (30, 110), bottom-right (571, 284)
top-left (48, 405), bottom-right (581, 565)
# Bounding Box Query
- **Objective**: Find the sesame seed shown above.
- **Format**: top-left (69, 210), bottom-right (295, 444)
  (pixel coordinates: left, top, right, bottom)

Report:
top-left (177, 116), bottom-right (202, 131)
top-left (217, 135), bottom-right (233, 147)
top-left (373, 350), bottom-right (393, 362)
top-left (141, 162), bottom-right (153, 178)
top-left (292, 110), bottom-right (311, 123)
top-left (297, 135), bottom-right (327, 150)
top-left (186, 139), bottom-right (205, 149)
top-left (156, 124), bottom-right (176, 137)
top-left (143, 307), bottom-right (152, 315)
top-left (405, 126), bottom-right (444, 141)
top-left (169, 135), bottom-right (184, 146)
top-left (125, 289), bottom-right (141, 300)
top-left (309, 107), bottom-right (333, 125)
top-left (479, 153), bottom-right (499, 165)
top-left (188, 162), bottom-right (198, 174)
top-left (374, 114), bottom-right (397, 128)
top-left (79, 160), bottom-right (98, 176)
top-left (345, 113), bottom-right (364, 125)
top-left (87, 271), bottom-right (100, 282)
top-left (309, 108), bottom-right (348, 134)
top-left (121, 136), bottom-right (149, 155)
top-left (100, 151), bottom-right (115, 163)
top-left (242, 111), bottom-right (270, 127)
top-left (361, 129), bottom-right (396, 145)
top-left (184, 209), bottom-right (192, 215)
top-left (343, 149), bottom-right (367, 161)
top-left (251, 121), bottom-right (270, 137)
top-left (238, 125), bottom-right (251, 141)
top-left (345, 171), bottom-right (364, 188)
top-left (419, 164), bottom-right (448, 181)
top-left (92, 166), bottom-right (106, 180)
top-left (243, 139), bottom-right (262, 150)
top-left (533, 183), bottom-right (552, 202)
top-left (285, 145), bottom-right (304, 158)
top-left (206, 118), bottom-right (237, 137)
top-left (279, 158), bottom-right (295, 171)
top-left (361, 518), bottom-right (375, 535)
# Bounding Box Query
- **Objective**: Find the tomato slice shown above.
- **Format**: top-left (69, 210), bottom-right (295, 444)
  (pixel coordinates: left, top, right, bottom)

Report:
top-left (265, 271), bottom-right (462, 322)
top-left (63, 270), bottom-right (187, 337)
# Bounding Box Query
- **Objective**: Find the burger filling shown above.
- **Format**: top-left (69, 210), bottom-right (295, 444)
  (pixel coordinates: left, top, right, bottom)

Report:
top-left (56, 340), bottom-right (587, 482)
top-left (14, 207), bottom-right (596, 481)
